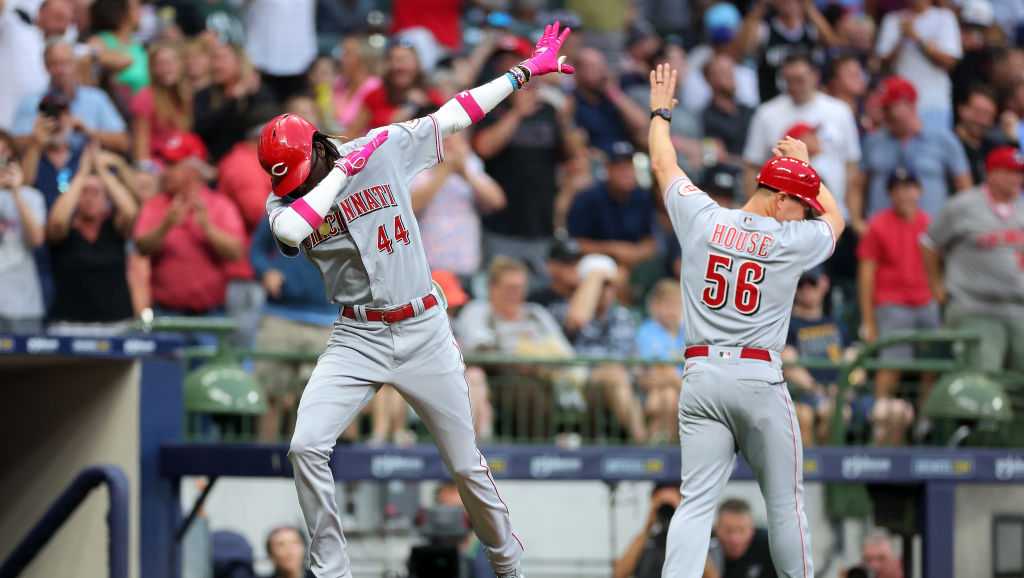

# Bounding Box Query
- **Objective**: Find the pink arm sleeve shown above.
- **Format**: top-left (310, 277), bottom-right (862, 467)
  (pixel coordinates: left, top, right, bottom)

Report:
top-left (432, 75), bottom-right (516, 136)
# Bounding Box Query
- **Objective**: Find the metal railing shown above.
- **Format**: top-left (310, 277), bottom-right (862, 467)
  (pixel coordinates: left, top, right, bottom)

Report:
top-left (0, 465), bottom-right (130, 578)
top-left (167, 319), bottom-right (1023, 447)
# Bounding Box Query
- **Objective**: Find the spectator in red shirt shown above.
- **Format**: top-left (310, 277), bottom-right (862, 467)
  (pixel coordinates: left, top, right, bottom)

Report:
top-left (219, 107), bottom-right (279, 343)
top-left (218, 107), bottom-right (274, 238)
top-left (131, 42), bottom-right (193, 163)
top-left (357, 41), bottom-right (444, 131)
top-left (390, 0), bottom-right (463, 52)
top-left (133, 132), bottom-right (244, 314)
top-left (857, 168), bottom-right (939, 418)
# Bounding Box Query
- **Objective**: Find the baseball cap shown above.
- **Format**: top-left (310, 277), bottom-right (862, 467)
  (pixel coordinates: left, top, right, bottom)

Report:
top-left (962, 0), bottom-right (995, 26)
top-left (607, 141), bottom-right (636, 163)
top-left (887, 167), bottom-right (920, 190)
top-left (985, 146), bottom-right (1024, 172)
top-left (577, 253), bottom-right (618, 279)
top-left (799, 266), bottom-right (825, 285)
top-left (704, 2), bottom-right (741, 44)
top-left (626, 19), bottom-right (658, 48)
top-left (878, 76), bottom-right (918, 107)
top-left (495, 34), bottom-right (533, 58)
top-left (158, 131), bottom-right (209, 164)
top-left (431, 270), bottom-right (468, 308)
top-left (548, 235), bottom-right (582, 263)
top-left (784, 122), bottom-right (818, 140)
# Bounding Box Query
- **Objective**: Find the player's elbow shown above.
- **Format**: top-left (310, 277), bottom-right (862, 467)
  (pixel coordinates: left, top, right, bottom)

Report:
top-left (271, 214), bottom-right (309, 248)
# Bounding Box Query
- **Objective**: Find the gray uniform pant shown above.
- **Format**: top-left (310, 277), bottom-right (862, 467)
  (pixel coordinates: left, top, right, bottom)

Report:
top-left (662, 347), bottom-right (813, 578)
top-left (289, 306), bottom-right (522, 578)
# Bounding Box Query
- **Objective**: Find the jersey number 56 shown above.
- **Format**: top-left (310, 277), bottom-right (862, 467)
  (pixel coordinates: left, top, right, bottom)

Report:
top-left (700, 252), bottom-right (765, 316)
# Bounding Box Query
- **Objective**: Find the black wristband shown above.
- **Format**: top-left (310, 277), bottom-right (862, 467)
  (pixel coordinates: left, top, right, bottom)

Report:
top-left (650, 108), bottom-right (673, 122)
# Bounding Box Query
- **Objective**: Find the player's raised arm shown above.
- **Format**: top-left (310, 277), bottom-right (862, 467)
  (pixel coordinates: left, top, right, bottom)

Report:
top-left (773, 136), bottom-right (847, 241)
top-left (648, 63), bottom-right (687, 193)
top-left (430, 21), bottom-right (575, 136)
top-left (265, 122), bottom-right (390, 248)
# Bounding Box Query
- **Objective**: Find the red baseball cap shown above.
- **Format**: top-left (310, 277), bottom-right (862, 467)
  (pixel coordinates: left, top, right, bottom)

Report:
top-left (785, 122), bottom-right (817, 140)
top-left (985, 146), bottom-right (1024, 173)
top-left (878, 76), bottom-right (918, 107)
top-left (496, 35), bottom-right (533, 58)
top-left (158, 131), bottom-right (208, 164)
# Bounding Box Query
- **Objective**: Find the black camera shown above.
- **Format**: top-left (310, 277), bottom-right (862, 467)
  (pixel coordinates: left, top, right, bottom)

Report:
top-left (407, 506), bottom-right (471, 578)
top-left (38, 92), bottom-right (70, 119)
top-left (846, 566), bottom-right (874, 578)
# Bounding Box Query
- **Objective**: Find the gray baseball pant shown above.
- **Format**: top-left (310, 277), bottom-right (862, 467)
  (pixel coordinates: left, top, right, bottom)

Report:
top-left (662, 348), bottom-right (813, 578)
top-left (288, 306), bottom-right (523, 578)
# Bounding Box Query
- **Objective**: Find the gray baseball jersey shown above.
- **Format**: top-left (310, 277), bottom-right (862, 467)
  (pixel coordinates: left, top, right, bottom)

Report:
top-left (659, 175), bottom-right (833, 578)
top-left (665, 175), bottom-right (834, 351)
top-left (925, 186), bottom-right (1024, 312)
top-left (267, 117), bottom-right (442, 307)
top-left (270, 117), bottom-right (524, 578)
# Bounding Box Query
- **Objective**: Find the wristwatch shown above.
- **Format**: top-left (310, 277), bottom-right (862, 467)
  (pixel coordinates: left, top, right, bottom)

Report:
top-left (650, 108), bottom-right (672, 122)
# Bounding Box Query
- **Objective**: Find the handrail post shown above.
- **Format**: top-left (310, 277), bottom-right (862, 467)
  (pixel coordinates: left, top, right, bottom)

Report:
top-left (0, 465), bottom-right (130, 578)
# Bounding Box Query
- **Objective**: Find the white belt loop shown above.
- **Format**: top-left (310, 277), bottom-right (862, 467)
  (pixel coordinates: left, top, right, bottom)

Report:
top-left (353, 305), bottom-right (368, 323)
top-left (410, 296), bottom-right (426, 316)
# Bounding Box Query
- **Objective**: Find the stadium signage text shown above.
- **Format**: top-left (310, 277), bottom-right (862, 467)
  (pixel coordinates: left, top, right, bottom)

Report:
top-left (371, 455), bottom-right (425, 478)
top-left (995, 456), bottom-right (1024, 480)
top-left (529, 456), bottom-right (583, 478)
top-left (841, 455), bottom-right (892, 479)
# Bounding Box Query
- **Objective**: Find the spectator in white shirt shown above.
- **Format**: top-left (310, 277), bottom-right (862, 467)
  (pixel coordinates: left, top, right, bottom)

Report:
top-left (742, 53), bottom-right (861, 220)
top-left (876, 0), bottom-right (961, 128)
top-left (0, 0), bottom-right (73, 130)
top-left (243, 0), bottom-right (317, 104)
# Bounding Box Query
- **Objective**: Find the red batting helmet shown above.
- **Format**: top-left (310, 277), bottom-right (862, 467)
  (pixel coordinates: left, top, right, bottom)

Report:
top-left (258, 114), bottom-right (318, 197)
top-left (756, 156), bottom-right (824, 214)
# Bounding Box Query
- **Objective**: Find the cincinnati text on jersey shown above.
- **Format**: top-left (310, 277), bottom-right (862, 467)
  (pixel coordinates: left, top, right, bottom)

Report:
top-left (304, 206), bottom-right (349, 250)
top-left (709, 223), bottom-right (775, 257)
top-left (339, 183), bottom-right (399, 222)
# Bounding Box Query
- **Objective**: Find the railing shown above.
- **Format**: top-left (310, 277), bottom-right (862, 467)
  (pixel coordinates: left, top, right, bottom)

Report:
top-left (0, 465), bottom-right (130, 578)
top-left (174, 324), bottom-right (1021, 447)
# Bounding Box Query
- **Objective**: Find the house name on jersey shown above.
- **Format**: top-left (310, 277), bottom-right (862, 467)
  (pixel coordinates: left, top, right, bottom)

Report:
top-left (339, 184), bottom-right (398, 223)
top-left (709, 223), bottom-right (774, 257)
top-left (304, 206), bottom-right (349, 250)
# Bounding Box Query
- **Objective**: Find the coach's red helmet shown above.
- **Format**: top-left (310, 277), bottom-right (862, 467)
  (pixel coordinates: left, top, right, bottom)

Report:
top-left (258, 114), bottom-right (317, 197)
top-left (756, 156), bottom-right (824, 214)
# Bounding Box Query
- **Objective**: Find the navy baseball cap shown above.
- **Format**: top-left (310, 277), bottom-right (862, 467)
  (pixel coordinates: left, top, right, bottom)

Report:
top-left (549, 235), bottom-right (582, 262)
top-left (607, 141), bottom-right (636, 163)
top-left (887, 167), bottom-right (920, 190)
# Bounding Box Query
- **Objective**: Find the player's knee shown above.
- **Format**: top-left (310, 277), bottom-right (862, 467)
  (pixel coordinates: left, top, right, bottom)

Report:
top-left (288, 433), bottom-right (322, 462)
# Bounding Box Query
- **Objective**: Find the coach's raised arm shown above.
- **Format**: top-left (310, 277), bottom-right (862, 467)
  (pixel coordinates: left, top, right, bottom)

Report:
top-left (648, 63), bottom-right (686, 193)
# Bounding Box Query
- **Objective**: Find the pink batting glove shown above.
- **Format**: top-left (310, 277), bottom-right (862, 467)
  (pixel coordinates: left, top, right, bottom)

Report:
top-left (520, 20), bottom-right (575, 77)
top-left (335, 130), bottom-right (389, 175)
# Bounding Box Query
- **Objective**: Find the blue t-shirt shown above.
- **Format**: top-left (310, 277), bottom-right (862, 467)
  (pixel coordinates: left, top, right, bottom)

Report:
top-left (250, 219), bottom-right (338, 325)
top-left (567, 184), bottom-right (654, 243)
top-left (573, 91), bottom-right (630, 155)
top-left (785, 313), bottom-right (847, 384)
top-left (862, 126), bottom-right (969, 219)
top-left (635, 318), bottom-right (686, 361)
top-left (11, 86), bottom-right (126, 137)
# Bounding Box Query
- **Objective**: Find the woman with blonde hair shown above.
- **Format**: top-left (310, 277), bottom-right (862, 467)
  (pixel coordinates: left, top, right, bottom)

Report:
top-left (332, 35), bottom-right (381, 136)
top-left (131, 42), bottom-right (192, 162)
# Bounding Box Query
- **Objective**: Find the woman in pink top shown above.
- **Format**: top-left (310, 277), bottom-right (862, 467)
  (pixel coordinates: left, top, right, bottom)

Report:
top-left (332, 36), bottom-right (381, 138)
top-left (131, 43), bottom-right (192, 162)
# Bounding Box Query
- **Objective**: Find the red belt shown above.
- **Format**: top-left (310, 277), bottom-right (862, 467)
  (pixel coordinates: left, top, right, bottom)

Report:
top-left (684, 345), bottom-right (773, 362)
top-left (342, 294), bottom-right (438, 324)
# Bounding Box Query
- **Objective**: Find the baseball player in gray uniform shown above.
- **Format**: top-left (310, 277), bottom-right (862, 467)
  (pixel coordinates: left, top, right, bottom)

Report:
top-left (647, 64), bottom-right (847, 578)
top-left (256, 22), bottom-right (576, 578)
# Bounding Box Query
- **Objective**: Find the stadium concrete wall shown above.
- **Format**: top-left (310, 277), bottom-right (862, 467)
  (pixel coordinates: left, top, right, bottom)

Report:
top-left (0, 359), bottom-right (140, 578)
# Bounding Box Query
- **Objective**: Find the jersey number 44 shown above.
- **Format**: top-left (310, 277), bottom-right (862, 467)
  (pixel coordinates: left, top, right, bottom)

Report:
top-left (700, 252), bottom-right (766, 315)
top-left (377, 215), bottom-right (412, 254)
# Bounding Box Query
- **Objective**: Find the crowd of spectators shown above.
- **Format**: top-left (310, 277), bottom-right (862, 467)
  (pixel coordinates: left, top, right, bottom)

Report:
top-left (1, 0), bottom-right (1022, 447)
